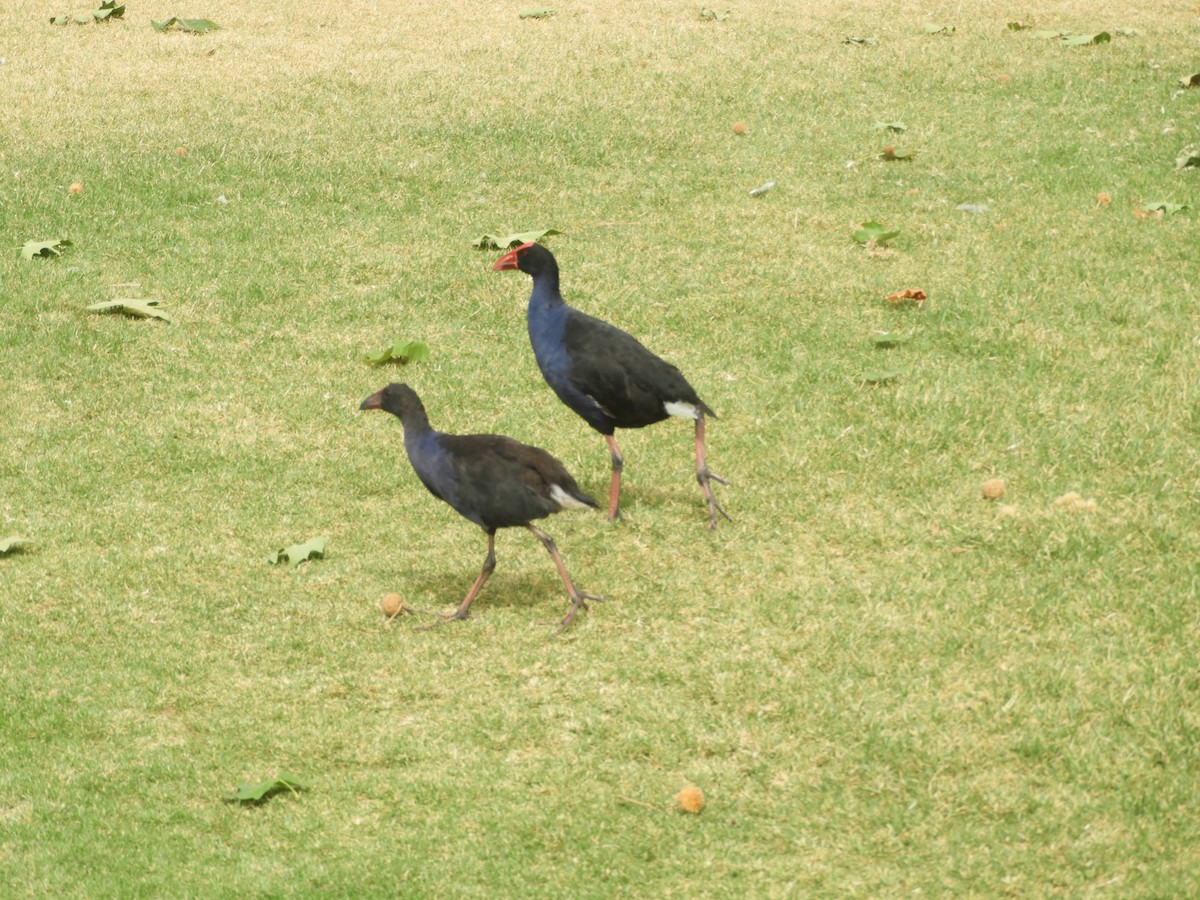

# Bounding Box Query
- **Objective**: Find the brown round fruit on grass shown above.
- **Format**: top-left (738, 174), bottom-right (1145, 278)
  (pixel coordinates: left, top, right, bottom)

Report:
top-left (174, 146), bottom-right (189, 157)
top-left (676, 785), bottom-right (705, 814)
top-left (380, 592), bottom-right (405, 618)
top-left (981, 478), bottom-right (1006, 500)
top-left (732, 121), bottom-right (747, 135)
top-left (68, 182), bottom-right (84, 194)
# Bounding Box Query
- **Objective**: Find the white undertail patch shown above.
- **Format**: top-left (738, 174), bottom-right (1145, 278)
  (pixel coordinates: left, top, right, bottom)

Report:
top-left (664, 400), bottom-right (701, 419)
top-left (550, 484), bottom-right (591, 509)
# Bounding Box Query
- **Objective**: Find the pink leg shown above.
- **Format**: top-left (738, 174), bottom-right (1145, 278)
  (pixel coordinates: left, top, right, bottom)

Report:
top-left (526, 525), bottom-right (605, 635)
top-left (416, 531), bottom-right (496, 630)
top-left (695, 416), bottom-right (731, 529)
top-left (605, 434), bottom-right (623, 522)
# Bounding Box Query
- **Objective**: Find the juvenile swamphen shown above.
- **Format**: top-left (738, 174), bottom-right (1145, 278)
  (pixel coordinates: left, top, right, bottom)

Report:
top-left (492, 241), bottom-right (730, 528)
top-left (360, 383), bottom-right (603, 634)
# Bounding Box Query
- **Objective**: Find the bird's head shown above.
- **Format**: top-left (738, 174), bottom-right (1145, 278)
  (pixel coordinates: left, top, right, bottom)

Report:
top-left (359, 383), bottom-right (424, 419)
top-left (492, 241), bottom-right (555, 277)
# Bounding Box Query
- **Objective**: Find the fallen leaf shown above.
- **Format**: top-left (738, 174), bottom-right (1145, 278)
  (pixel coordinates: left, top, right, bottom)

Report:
top-left (748, 180), bottom-right (775, 197)
top-left (472, 228), bottom-right (561, 250)
top-left (1132, 208), bottom-right (1164, 221)
top-left (879, 146), bottom-right (915, 160)
top-left (871, 332), bottom-right (907, 348)
top-left (1175, 152), bottom-right (1200, 170)
top-left (152, 17), bottom-right (219, 33)
top-left (876, 121), bottom-right (906, 132)
top-left (1061, 31), bottom-right (1110, 45)
top-left (0, 536), bottom-right (32, 555)
top-left (853, 221), bottom-right (899, 245)
top-left (267, 536), bottom-right (327, 567)
top-left (843, 36), bottom-right (877, 46)
top-left (699, 7), bottom-right (730, 21)
top-left (518, 7), bottom-right (554, 18)
top-left (50, 1), bottom-right (124, 25)
top-left (1006, 22), bottom-right (1032, 31)
top-left (886, 288), bottom-right (927, 307)
top-left (86, 299), bottom-right (172, 322)
top-left (225, 773), bottom-right (309, 804)
top-left (1137, 201), bottom-right (1187, 216)
top-left (21, 239), bottom-right (72, 259)
top-left (862, 369), bottom-right (906, 384)
top-left (1180, 73), bottom-right (1200, 88)
top-left (1031, 30), bottom-right (1064, 40)
top-left (922, 23), bottom-right (955, 35)
top-left (956, 203), bottom-right (989, 214)
top-left (363, 339), bottom-right (430, 366)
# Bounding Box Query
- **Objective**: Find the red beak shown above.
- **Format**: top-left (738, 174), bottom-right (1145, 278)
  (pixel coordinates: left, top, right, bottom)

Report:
top-left (492, 241), bottom-right (535, 271)
top-left (359, 390), bottom-right (384, 411)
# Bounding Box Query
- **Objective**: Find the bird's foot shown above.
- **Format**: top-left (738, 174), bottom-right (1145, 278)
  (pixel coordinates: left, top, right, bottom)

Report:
top-left (413, 609), bottom-right (471, 632)
top-left (701, 468), bottom-right (731, 488)
top-left (697, 467), bottom-right (733, 529)
top-left (546, 591), bottom-right (606, 637)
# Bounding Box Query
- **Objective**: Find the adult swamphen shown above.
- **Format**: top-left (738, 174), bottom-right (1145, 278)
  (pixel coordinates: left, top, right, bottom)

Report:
top-left (360, 383), bottom-right (603, 634)
top-left (492, 241), bottom-right (730, 528)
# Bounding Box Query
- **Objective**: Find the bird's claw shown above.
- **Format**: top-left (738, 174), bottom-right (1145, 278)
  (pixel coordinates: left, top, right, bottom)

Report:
top-left (544, 592), bottom-right (607, 637)
top-left (413, 609), bottom-right (470, 631)
top-left (698, 467), bottom-right (731, 488)
top-left (697, 467), bottom-right (732, 528)
top-left (706, 500), bottom-right (733, 529)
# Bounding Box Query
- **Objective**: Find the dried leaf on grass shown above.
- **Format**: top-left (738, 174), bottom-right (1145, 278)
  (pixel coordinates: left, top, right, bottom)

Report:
top-left (226, 773), bottom-right (308, 804)
top-left (86, 299), bottom-right (172, 321)
top-left (862, 369), bottom-right (906, 384)
top-left (363, 339), bottom-right (429, 366)
top-left (0, 536), bottom-right (32, 555)
top-left (21, 239), bottom-right (72, 259)
top-left (886, 289), bottom-right (927, 307)
top-left (472, 229), bottom-right (561, 250)
top-left (267, 536), bottom-right (327, 567)
top-left (853, 221), bottom-right (899, 245)
top-left (152, 17), bottom-right (219, 33)
top-left (50, 1), bottom-right (123, 25)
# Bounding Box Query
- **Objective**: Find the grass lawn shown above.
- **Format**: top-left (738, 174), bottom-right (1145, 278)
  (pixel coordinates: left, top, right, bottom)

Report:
top-left (3, 0), bottom-right (1200, 894)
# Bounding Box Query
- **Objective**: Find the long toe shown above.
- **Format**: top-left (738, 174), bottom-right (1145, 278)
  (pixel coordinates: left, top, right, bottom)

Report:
top-left (705, 494), bottom-right (733, 528)
top-left (708, 498), bottom-right (733, 528)
top-left (552, 601), bottom-right (586, 637)
top-left (697, 468), bottom-right (732, 528)
top-left (547, 592), bottom-right (606, 636)
top-left (414, 609), bottom-right (471, 631)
